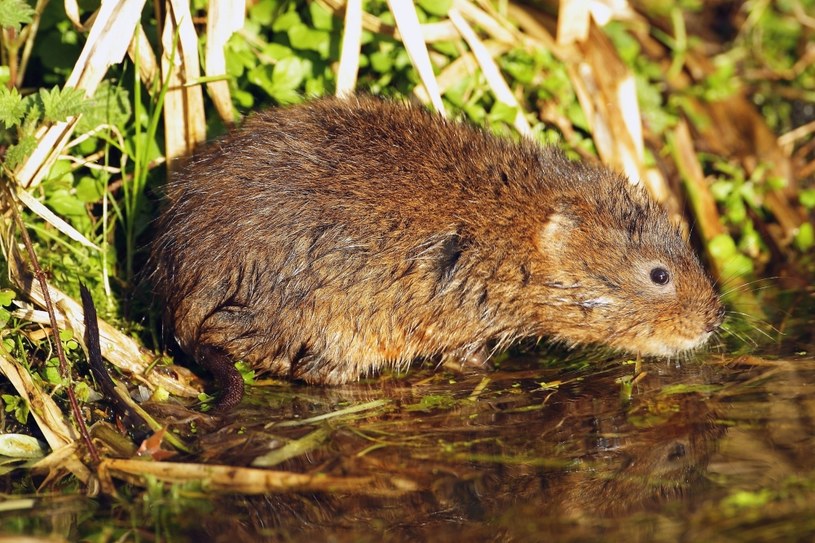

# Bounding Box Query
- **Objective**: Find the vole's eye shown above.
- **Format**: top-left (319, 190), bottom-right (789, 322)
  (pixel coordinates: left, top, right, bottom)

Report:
top-left (650, 267), bottom-right (671, 285)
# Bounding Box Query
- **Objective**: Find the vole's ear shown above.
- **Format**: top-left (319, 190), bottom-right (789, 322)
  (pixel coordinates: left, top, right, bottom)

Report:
top-left (536, 210), bottom-right (577, 254)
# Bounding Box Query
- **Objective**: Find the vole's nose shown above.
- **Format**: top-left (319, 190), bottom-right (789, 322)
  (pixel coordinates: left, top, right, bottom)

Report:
top-left (706, 304), bottom-right (726, 332)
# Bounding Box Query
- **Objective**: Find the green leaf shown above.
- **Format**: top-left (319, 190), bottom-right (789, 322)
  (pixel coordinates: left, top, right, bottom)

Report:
top-left (236, 361), bottom-right (256, 385)
top-left (431, 40), bottom-right (458, 58)
top-left (248, 56), bottom-right (310, 100)
top-left (271, 10), bottom-right (301, 32)
top-left (708, 233), bottom-right (738, 260)
top-left (2, 394), bottom-right (29, 425)
top-left (42, 358), bottom-right (65, 385)
top-left (262, 42), bottom-right (294, 62)
top-left (723, 489), bottom-right (773, 510)
top-left (724, 196), bottom-right (746, 225)
top-left (370, 50), bottom-right (394, 73)
top-left (39, 85), bottom-right (87, 123)
top-left (225, 35), bottom-right (257, 78)
top-left (3, 135), bottom-right (36, 170)
top-left (248, 0), bottom-right (278, 25)
top-left (489, 102), bottom-right (518, 126)
top-left (501, 50), bottom-right (537, 85)
top-left (0, 308), bottom-right (10, 328)
top-left (271, 56), bottom-right (308, 89)
top-left (232, 87), bottom-right (254, 108)
top-left (406, 393), bottom-right (457, 412)
top-left (288, 24), bottom-right (330, 57)
top-left (794, 222), bottom-right (814, 252)
top-left (45, 159), bottom-right (74, 186)
top-left (309, 1), bottom-right (334, 30)
top-left (418, 0), bottom-right (452, 16)
top-left (76, 81), bottom-right (131, 133)
top-left (800, 188), bottom-right (815, 209)
top-left (709, 179), bottom-right (733, 201)
top-left (0, 289), bottom-right (14, 306)
top-left (74, 381), bottom-right (91, 402)
top-left (723, 253), bottom-right (754, 279)
top-left (305, 75), bottom-right (326, 96)
top-left (0, 0), bottom-right (35, 32)
top-left (75, 176), bottom-right (104, 203)
top-left (0, 86), bottom-right (27, 128)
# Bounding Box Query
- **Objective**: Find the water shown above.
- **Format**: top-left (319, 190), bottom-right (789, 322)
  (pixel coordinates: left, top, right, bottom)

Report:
top-left (193, 352), bottom-right (813, 542)
top-left (3, 332), bottom-right (815, 541)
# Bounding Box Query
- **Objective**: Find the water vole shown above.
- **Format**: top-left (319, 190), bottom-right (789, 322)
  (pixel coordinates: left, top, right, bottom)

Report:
top-left (150, 96), bottom-right (724, 409)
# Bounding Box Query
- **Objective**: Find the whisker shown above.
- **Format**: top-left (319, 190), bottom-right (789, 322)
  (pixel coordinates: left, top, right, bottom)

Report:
top-left (726, 310), bottom-right (781, 334)
top-left (719, 323), bottom-right (759, 347)
top-left (718, 277), bottom-right (779, 298)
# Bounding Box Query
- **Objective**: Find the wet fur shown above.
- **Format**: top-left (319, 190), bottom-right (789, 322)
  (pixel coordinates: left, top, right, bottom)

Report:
top-left (151, 96), bottom-right (723, 394)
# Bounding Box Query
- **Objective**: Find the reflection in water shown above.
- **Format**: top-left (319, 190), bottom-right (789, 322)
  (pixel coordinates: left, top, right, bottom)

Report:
top-left (188, 358), bottom-right (730, 541)
top-left (3, 352), bottom-right (815, 540)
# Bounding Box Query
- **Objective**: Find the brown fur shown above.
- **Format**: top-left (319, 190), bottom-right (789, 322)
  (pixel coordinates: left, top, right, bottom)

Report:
top-left (150, 96), bottom-right (724, 401)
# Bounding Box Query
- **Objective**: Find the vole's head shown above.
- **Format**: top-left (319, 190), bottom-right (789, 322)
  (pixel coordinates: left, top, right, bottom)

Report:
top-left (527, 166), bottom-right (724, 357)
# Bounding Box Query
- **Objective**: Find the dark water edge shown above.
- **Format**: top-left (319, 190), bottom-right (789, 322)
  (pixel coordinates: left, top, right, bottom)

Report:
top-left (3, 341), bottom-right (815, 542)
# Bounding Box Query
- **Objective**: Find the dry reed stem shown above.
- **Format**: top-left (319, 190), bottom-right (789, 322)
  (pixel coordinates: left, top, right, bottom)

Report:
top-left (571, 24), bottom-right (650, 188)
top-left (5, 242), bottom-right (199, 398)
top-left (506, 3), bottom-right (564, 56)
top-left (557, 0), bottom-right (634, 45)
top-left (128, 24), bottom-right (159, 92)
top-left (778, 118), bottom-right (815, 149)
top-left (64, 0), bottom-right (84, 30)
top-left (319, 0), bottom-right (457, 42)
top-left (336, 0), bottom-right (363, 97)
top-left (14, 189), bottom-right (99, 249)
top-left (453, 0), bottom-right (517, 45)
top-left (557, 0), bottom-right (592, 45)
top-left (98, 458), bottom-right (418, 496)
top-left (205, 0), bottom-right (245, 124)
top-left (0, 351), bottom-right (91, 483)
top-left (161, 0), bottom-right (207, 163)
top-left (449, 8), bottom-right (531, 135)
top-left (671, 120), bottom-right (762, 315)
top-left (412, 41), bottom-right (510, 102)
top-left (16, 0), bottom-right (49, 89)
top-left (386, 0), bottom-right (446, 115)
top-left (418, 20), bottom-right (459, 41)
top-left (512, 3), bottom-right (675, 211)
top-left (10, 0), bottom-right (148, 255)
top-left (671, 121), bottom-right (729, 247)
top-left (16, 0), bottom-right (147, 190)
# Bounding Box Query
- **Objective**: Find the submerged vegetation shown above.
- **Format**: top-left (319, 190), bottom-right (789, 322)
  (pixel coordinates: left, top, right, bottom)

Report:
top-left (0, 0), bottom-right (813, 540)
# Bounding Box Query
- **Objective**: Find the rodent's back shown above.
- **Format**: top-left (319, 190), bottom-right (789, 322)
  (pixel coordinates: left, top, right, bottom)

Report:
top-left (151, 96), bottom-right (724, 391)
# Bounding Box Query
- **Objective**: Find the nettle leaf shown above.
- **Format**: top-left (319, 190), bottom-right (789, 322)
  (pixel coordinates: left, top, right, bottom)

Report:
top-left (76, 81), bottom-right (131, 133)
top-left (4, 135), bottom-right (36, 170)
top-left (0, 86), bottom-right (27, 128)
top-left (39, 85), bottom-right (87, 123)
top-left (0, 0), bottom-right (35, 33)
top-left (21, 99), bottom-right (41, 130)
